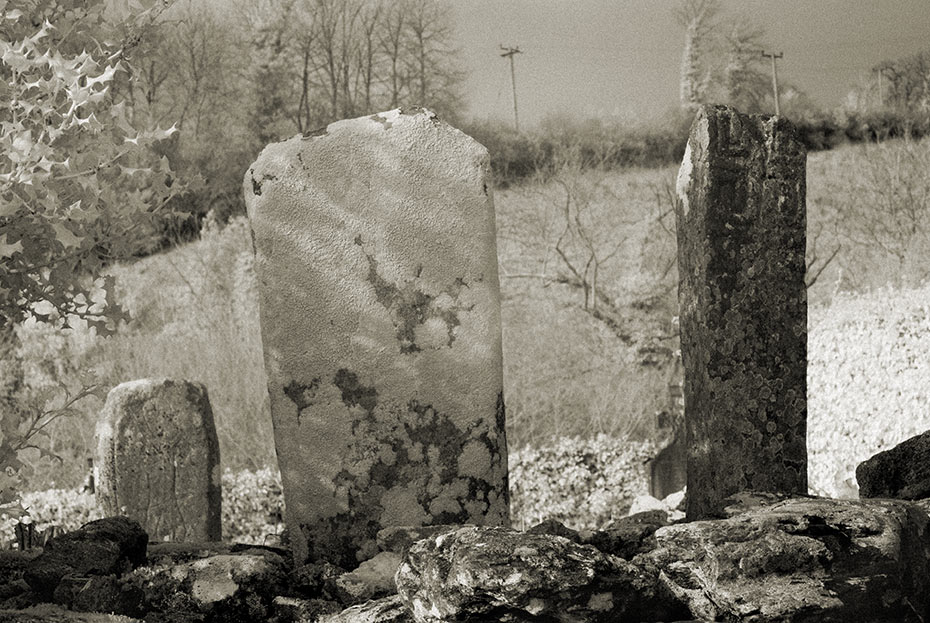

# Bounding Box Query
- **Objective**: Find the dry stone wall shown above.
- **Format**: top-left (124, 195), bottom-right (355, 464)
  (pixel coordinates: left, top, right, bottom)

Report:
top-left (674, 105), bottom-right (808, 519)
top-left (95, 379), bottom-right (221, 542)
top-left (245, 108), bottom-right (509, 568)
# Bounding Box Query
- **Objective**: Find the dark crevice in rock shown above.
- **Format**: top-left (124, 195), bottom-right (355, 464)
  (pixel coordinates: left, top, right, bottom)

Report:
top-left (302, 125), bottom-right (328, 139)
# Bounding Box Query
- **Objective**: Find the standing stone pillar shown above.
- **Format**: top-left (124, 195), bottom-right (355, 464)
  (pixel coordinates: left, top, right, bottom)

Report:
top-left (96, 379), bottom-right (221, 541)
top-left (674, 105), bottom-right (807, 520)
top-left (245, 108), bottom-right (508, 567)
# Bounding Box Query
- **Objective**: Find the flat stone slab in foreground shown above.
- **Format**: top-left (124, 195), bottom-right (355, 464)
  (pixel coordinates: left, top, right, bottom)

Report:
top-left (650, 497), bottom-right (930, 621)
top-left (245, 108), bottom-right (509, 567)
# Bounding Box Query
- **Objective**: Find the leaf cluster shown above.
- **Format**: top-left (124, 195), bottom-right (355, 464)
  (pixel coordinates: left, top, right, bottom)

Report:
top-left (0, 0), bottom-right (183, 334)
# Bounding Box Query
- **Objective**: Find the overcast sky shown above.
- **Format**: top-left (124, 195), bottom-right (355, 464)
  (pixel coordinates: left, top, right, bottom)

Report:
top-left (451, 0), bottom-right (930, 126)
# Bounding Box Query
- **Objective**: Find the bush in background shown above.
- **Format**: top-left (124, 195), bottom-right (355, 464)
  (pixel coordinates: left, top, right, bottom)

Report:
top-left (1, 437), bottom-right (657, 547)
top-left (808, 281), bottom-right (930, 498)
top-left (806, 135), bottom-right (930, 303)
top-left (459, 111), bottom-right (691, 188)
top-left (510, 435), bottom-right (655, 531)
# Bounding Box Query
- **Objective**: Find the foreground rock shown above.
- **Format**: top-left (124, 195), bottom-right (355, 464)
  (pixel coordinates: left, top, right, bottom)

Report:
top-left (527, 511), bottom-right (669, 560)
top-left (319, 595), bottom-right (413, 623)
top-left (649, 497), bottom-right (930, 621)
top-left (394, 525), bottom-right (689, 622)
top-left (23, 517), bottom-right (147, 602)
top-left (4, 497), bottom-right (930, 622)
top-left (857, 428), bottom-right (930, 499)
top-left (126, 548), bottom-right (287, 620)
top-left (0, 604), bottom-right (140, 622)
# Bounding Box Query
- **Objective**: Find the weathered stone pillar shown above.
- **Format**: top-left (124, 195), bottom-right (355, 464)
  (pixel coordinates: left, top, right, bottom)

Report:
top-left (245, 108), bottom-right (508, 567)
top-left (96, 379), bottom-right (222, 541)
top-left (674, 105), bottom-right (807, 520)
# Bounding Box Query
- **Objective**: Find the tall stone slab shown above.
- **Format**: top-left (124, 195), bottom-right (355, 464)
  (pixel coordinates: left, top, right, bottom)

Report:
top-left (245, 108), bottom-right (508, 567)
top-left (95, 379), bottom-right (221, 541)
top-left (674, 105), bottom-right (807, 520)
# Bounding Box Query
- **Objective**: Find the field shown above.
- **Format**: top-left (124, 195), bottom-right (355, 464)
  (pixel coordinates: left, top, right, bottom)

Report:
top-left (5, 135), bottom-right (930, 537)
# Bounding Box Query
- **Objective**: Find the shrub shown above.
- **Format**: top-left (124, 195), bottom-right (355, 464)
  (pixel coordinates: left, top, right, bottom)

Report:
top-left (808, 282), bottom-right (930, 498)
top-left (459, 112), bottom-right (689, 187)
top-left (221, 467), bottom-right (284, 545)
top-left (510, 435), bottom-right (655, 531)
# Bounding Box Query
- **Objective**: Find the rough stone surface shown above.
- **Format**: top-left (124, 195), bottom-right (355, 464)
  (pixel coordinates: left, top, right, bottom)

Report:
top-left (675, 105), bottom-right (808, 520)
top-left (528, 514), bottom-right (668, 561)
top-left (53, 574), bottom-right (141, 614)
top-left (375, 526), bottom-right (456, 556)
top-left (126, 550), bottom-right (286, 619)
top-left (23, 517), bottom-right (147, 600)
top-left (272, 596), bottom-right (341, 623)
top-left (649, 496), bottom-right (930, 621)
top-left (584, 511), bottom-right (670, 560)
top-left (857, 428), bottom-right (930, 499)
top-left (716, 489), bottom-right (802, 518)
top-left (525, 518), bottom-right (582, 543)
top-left (628, 489), bottom-right (686, 523)
top-left (394, 526), bottom-right (688, 622)
top-left (245, 108), bottom-right (508, 567)
top-left (287, 560), bottom-right (346, 601)
top-left (95, 379), bottom-right (222, 542)
top-left (0, 604), bottom-right (141, 622)
top-left (334, 552), bottom-right (401, 604)
top-left (319, 596), bottom-right (413, 623)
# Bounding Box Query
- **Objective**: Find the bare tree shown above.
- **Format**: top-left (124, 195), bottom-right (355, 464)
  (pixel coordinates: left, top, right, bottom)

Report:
top-left (379, 0), bottom-right (408, 108)
top-left (676, 0), bottom-right (720, 110)
top-left (403, 0), bottom-right (465, 117)
top-left (720, 17), bottom-right (770, 113)
top-left (355, 1), bottom-right (383, 114)
top-left (553, 174), bottom-right (630, 313)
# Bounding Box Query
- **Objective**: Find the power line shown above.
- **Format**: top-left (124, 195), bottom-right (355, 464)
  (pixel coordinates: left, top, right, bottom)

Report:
top-left (500, 45), bottom-right (523, 132)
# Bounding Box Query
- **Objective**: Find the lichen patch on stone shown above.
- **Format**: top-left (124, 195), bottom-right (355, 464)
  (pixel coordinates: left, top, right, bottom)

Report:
top-left (360, 248), bottom-right (472, 354)
top-left (283, 378), bottom-right (321, 424)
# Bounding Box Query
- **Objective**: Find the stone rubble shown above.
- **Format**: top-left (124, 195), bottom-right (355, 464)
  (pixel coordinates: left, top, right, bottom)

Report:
top-left (1, 494), bottom-right (926, 621)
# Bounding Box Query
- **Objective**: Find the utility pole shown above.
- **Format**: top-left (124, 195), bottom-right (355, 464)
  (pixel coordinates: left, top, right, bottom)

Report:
top-left (500, 45), bottom-right (522, 132)
top-left (761, 51), bottom-right (783, 116)
top-left (876, 66), bottom-right (885, 107)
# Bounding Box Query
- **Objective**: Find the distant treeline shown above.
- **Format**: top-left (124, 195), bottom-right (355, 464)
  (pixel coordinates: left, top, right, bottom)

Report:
top-left (158, 107), bottom-right (930, 244)
top-left (458, 108), bottom-right (930, 188)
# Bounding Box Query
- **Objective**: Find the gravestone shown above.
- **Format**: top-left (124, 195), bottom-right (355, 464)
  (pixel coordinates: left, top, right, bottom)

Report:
top-left (674, 105), bottom-right (808, 520)
top-left (95, 379), bottom-right (222, 542)
top-left (245, 108), bottom-right (509, 567)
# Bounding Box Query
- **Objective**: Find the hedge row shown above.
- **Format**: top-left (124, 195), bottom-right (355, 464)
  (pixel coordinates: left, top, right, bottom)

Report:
top-left (458, 108), bottom-right (930, 188)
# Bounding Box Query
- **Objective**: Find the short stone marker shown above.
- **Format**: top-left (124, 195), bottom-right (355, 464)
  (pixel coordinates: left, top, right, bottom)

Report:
top-left (245, 108), bottom-right (509, 567)
top-left (674, 105), bottom-right (808, 519)
top-left (95, 379), bottom-right (222, 542)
